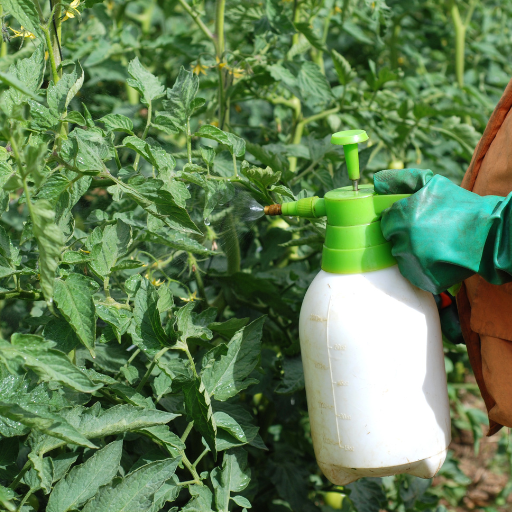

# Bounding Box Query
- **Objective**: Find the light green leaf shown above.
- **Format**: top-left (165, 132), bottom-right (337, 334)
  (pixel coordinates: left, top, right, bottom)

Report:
top-left (331, 49), bottom-right (353, 86)
top-left (54, 273), bottom-right (97, 356)
top-left (82, 458), bottom-right (181, 512)
top-left (232, 495), bottom-right (252, 508)
top-left (211, 448), bottom-right (251, 512)
top-left (47, 66), bottom-right (84, 117)
top-left (0, 46), bottom-right (45, 115)
top-left (202, 317), bottom-right (264, 401)
top-left (294, 22), bottom-right (326, 51)
top-left (297, 61), bottom-right (333, 102)
top-left (31, 199), bottom-right (65, 306)
top-left (89, 220), bottom-right (131, 278)
top-left (195, 125), bottom-right (246, 158)
top-left (154, 66), bottom-right (199, 134)
top-left (65, 111), bottom-right (87, 125)
top-left (183, 379), bottom-right (217, 457)
top-left (0, 402), bottom-right (96, 449)
top-left (100, 113), bottom-right (134, 134)
top-left (123, 136), bottom-right (175, 172)
top-left (0, 334), bottom-right (101, 393)
top-left (132, 278), bottom-right (168, 357)
top-left (241, 165), bottom-right (280, 188)
top-left (176, 302), bottom-right (215, 343)
top-left (0, 71), bottom-right (43, 101)
top-left (47, 440), bottom-right (123, 512)
top-left (0, 484), bottom-right (16, 512)
top-left (126, 57), bottom-right (165, 106)
top-left (182, 484), bottom-right (214, 512)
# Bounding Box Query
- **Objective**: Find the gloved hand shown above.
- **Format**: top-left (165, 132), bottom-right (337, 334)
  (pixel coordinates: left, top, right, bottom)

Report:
top-left (373, 168), bottom-right (512, 294)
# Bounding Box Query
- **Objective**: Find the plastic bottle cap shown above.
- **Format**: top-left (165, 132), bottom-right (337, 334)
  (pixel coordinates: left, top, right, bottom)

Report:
top-left (331, 130), bottom-right (369, 146)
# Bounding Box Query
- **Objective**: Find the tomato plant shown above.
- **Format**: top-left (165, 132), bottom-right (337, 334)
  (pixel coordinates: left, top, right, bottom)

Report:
top-left (0, 0), bottom-right (511, 511)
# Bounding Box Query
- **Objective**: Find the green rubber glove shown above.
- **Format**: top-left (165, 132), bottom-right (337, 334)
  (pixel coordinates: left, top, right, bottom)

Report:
top-left (374, 168), bottom-right (512, 294)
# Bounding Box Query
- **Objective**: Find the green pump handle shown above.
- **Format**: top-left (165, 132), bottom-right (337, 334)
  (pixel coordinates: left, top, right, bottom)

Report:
top-left (266, 130), bottom-right (411, 274)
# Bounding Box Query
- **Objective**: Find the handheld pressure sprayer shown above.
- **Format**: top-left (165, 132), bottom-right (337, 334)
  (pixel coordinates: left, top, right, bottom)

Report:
top-left (265, 130), bottom-right (451, 485)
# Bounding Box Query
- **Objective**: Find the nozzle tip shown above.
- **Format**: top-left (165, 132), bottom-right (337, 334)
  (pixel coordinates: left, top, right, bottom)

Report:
top-left (264, 204), bottom-right (282, 216)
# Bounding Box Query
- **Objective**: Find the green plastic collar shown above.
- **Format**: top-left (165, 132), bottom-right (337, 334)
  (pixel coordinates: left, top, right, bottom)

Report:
top-left (282, 187), bottom-right (409, 274)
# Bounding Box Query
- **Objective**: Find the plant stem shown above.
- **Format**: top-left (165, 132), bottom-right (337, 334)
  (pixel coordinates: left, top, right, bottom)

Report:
top-left (181, 421), bottom-right (194, 443)
top-left (232, 153), bottom-right (237, 177)
top-left (177, 0), bottom-right (215, 42)
top-left (134, 101), bottom-right (152, 170)
top-left (42, 26), bottom-right (60, 84)
top-left (136, 347), bottom-right (170, 392)
top-left (186, 117), bottom-right (192, 164)
top-left (0, 290), bottom-right (43, 301)
top-left (215, 0), bottom-right (225, 56)
top-left (17, 489), bottom-right (33, 512)
top-left (9, 460), bottom-right (31, 490)
top-left (180, 451), bottom-right (203, 484)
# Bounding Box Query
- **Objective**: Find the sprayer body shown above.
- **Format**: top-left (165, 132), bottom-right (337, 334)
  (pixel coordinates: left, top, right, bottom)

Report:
top-left (299, 265), bottom-right (451, 485)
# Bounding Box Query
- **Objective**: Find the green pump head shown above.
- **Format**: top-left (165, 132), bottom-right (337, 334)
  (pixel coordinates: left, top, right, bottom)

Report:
top-left (264, 130), bottom-right (410, 274)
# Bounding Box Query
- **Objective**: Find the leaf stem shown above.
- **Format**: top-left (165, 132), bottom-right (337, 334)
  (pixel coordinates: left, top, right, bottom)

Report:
top-left (176, 0), bottom-right (215, 43)
top-left (180, 451), bottom-right (203, 484)
top-left (136, 346), bottom-right (170, 392)
top-left (0, 290), bottom-right (43, 301)
top-left (16, 489), bottom-right (33, 511)
top-left (192, 447), bottom-right (210, 468)
top-left (181, 421), bottom-right (194, 442)
top-left (9, 460), bottom-right (31, 490)
top-left (186, 118), bottom-right (192, 164)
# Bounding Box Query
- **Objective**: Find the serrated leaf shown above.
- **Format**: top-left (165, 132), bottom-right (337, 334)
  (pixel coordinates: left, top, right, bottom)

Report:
top-left (99, 113), bottom-right (134, 134)
top-left (0, 334), bottom-right (101, 393)
top-left (65, 111), bottom-right (86, 125)
top-left (347, 478), bottom-right (386, 512)
top-left (123, 135), bottom-right (175, 171)
top-left (241, 165), bottom-right (280, 188)
top-left (30, 200), bottom-right (65, 305)
top-left (0, 71), bottom-right (43, 101)
top-left (54, 273), bottom-right (97, 356)
top-left (82, 458), bottom-right (181, 512)
top-left (47, 66), bottom-right (84, 117)
top-left (331, 49), bottom-right (353, 86)
top-left (275, 356), bottom-right (305, 394)
top-left (202, 317), bottom-right (264, 401)
top-left (132, 278), bottom-right (168, 356)
top-left (195, 125), bottom-right (245, 158)
top-left (155, 67), bottom-right (199, 134)
top-left (126, 57), bottom-right (165, 106)
top-left (183, 379), bottom-right (217, 457)
top-left (208, 318), bottom-right (249, 340)
top-left (294, 22), bottom-right (326, 51)
top-left (0, 402), bottom-right (96, 448)
top-left (47, 440), bottom-right (123, 512)
top-left (146, 230), bottom-right (217, 256)
top-left (297, 61), bottom-right (333, 102)
top-left (175, 302), bottom-right (215, 343)
top-left (182, 484), bottom-right (214, 512)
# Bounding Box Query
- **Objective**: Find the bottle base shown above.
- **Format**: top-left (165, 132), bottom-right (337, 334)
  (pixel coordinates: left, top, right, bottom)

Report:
top-left (318, 447), bottom-right (448, 485)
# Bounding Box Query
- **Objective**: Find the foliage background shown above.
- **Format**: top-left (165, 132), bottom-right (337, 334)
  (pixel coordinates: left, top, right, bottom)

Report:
top-left (0, 0), bottom-right (511, 511)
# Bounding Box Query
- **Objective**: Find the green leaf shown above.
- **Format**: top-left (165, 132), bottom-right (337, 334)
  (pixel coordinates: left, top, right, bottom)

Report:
top-left (146, 230), bottom-right (217, 256)
top-left (54, 273), bottom-right (97, 356)
top-left (346, 479), bottom-right (386, 512)
top-left (211, 448), bottom-right (251, 512)
top-left (331, 49), bottom-right (353, 86)
top-left (294, 22), bottom-right (326, 51)
top-left (183, 379), bottom-right (217, 457)
top-left (43, 316), bottom-right (81, 353)
top-left (31, 403), bottom-right (179, 455)
top-left (0, 71), bottom-right (43, 102)
top-left (123, 136), bottom-right (175, 172)
top-left (89, 220), bottom-right (131, 278)
top-left (82, 458), bottom-right (181, 512)
top-left (297, 61), bottom-right (333, 102)
top-left (175, 302), bottom-right (215, 344)
top-left (132, 278), bottom-right (168, 356)
top-left (47, 67), bottom-right (84, 117)
top-left (232, 495), bottom-right (252, 508)
top-left (138, 425), bottom-right (185, 457)
top-left (182, 485), bottom-right (214, 512)
top-left (0, 402), bottom-right (96, 448)
top-left (95, 303), bottom-right (132, 342)
top-left (65, 111), bottom-right (87, 125)
top-left (1, 0), bottom-right (43, 40)
top-left (30, 199), bottom-right (65, 306)
top-left (126, 57), bottom-right (165, 106)
top-left (0, 46), bottom-right (45, 115)
top-left (100, 113), bottom-right (134, 134)
top-left (0, 485), bottom-right (15, 512)
top-left (275, 356), bottom-right (305, 394)
top-left (195, 125), bottom-right (246, 158)
top-left (47, 441), bottom-right (123, 512)
top-left (241, 164), bottom-right (280, 188)
top-left (155, 67), bottom-right (199, 134)
top-left (0, 334), bottom-right (101, 393)
top-left (202, 317), bottom-right (264, 401)
top-left (208, 317), bottom-right (249, 340)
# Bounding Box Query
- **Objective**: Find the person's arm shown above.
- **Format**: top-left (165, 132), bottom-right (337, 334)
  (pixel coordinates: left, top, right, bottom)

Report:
top-left (374, 168), bottom-right (512, 294)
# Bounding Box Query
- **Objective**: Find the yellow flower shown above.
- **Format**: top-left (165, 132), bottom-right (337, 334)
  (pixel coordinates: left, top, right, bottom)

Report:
top-left (151, 278), bottom-right (163, 287)
top-left (231, 67), bottom-right (244, 79)
top-left (62, 0), bottom-right (80, 22)
top-left (9, 27), bottom-right (36, 39)
top-left (191, 62), bottom-right (207, 76)
top-left (180, 291), bottom-right (198, 302)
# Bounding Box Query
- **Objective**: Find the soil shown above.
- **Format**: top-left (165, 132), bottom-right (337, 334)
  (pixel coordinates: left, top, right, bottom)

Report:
top-left (434, 377), bottom-right (512, 511)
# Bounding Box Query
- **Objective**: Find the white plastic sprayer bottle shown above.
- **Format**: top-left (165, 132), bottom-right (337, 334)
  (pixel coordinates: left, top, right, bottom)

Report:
top-left (265, 130), bottom-right (451, 485)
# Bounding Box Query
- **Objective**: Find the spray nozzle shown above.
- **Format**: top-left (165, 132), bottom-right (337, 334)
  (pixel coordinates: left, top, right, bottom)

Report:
top-left (331, 129), bottom-right (369, 191)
